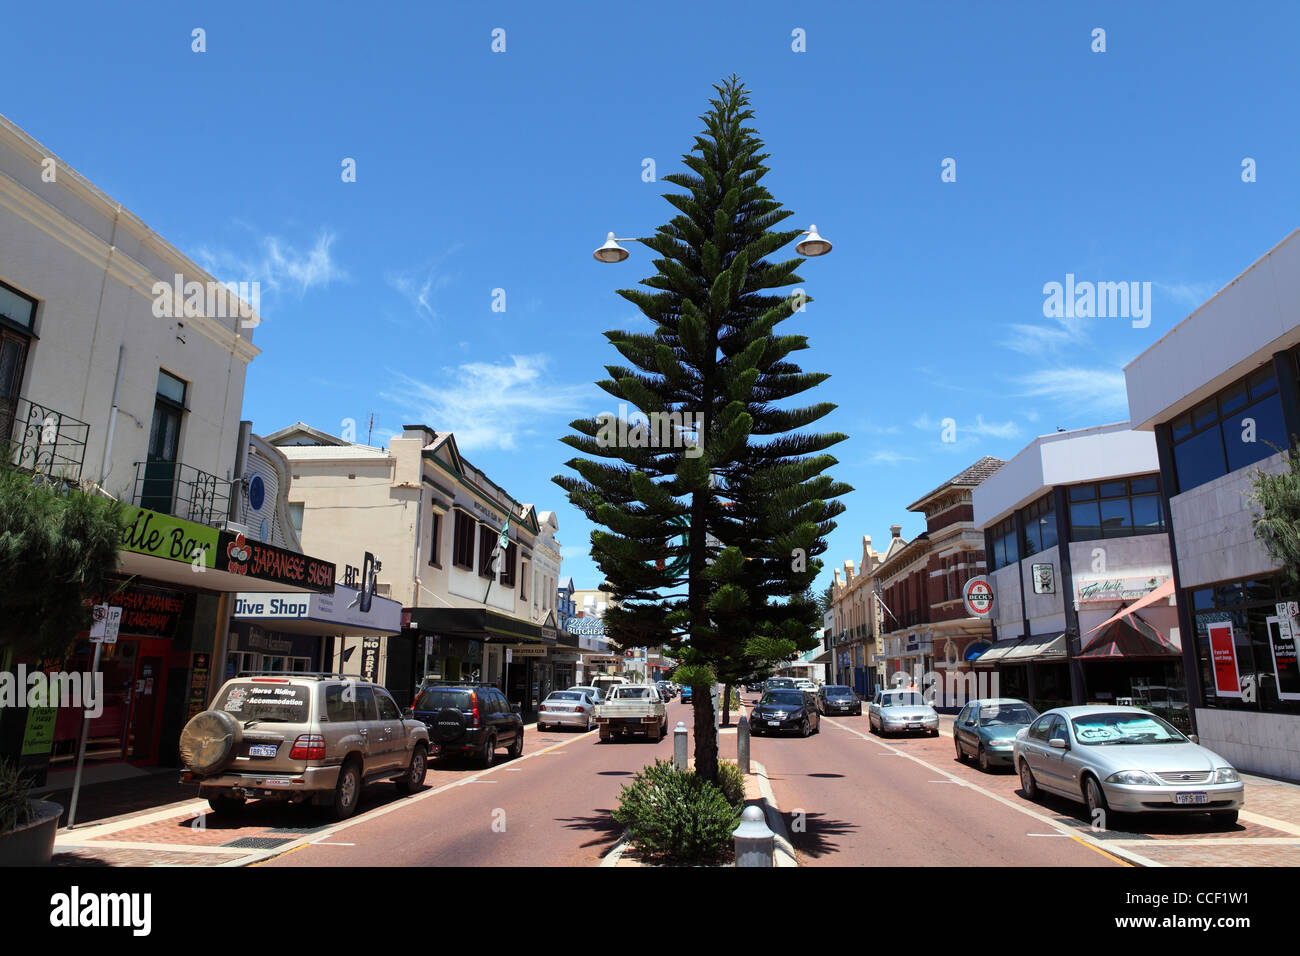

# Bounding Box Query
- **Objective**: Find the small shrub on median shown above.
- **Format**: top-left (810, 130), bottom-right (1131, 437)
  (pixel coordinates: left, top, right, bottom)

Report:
top-left (613, 759), bottom-right (742, 864)
top-left (715, 760), bottom-right (746, 809)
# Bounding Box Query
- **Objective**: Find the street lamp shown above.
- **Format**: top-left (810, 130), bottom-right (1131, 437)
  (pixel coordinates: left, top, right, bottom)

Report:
top-left (592, 224), bottom-right (833, 262)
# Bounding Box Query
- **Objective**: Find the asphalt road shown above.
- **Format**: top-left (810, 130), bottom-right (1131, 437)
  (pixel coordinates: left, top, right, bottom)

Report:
top-left (262, 700), bottom-right (695, 867)
top-left (743, 697), bottom-right (1122, 868)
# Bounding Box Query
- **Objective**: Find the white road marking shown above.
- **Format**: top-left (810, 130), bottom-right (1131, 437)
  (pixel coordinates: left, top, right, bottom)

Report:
top-left (1026, 833), bottom-right (1072, 838)
top-left (310, 840), bottom-right (356, 846)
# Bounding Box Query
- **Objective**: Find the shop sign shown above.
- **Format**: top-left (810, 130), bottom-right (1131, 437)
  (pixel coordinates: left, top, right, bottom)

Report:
top-left (509, 645), bottom-right (548, 658)
top-left (1075, 575), bottom-right (1168, 604)
top-left (233, 595), bottom-right (311, 620)
top-left (20, 706), bottom-right (56, 757)
top-left (587, 656), bottom-right (619, 665)
top-left (1208, 622), bottom-right (1241, 698)
top-left (360, 637), bottom-right (382, 683)
top-left (89, 584), bottom-right (186, 639)
top-left (567, 618), bottom-right (607, 636)
top-left (187, 653), bottom-right (211, 719)
top-left (1268, 603), bottom-right (1300, 701)
top-left (218, 531), bottom-right (335, 592)
top-left (963, 576), bottom-right (994, 617)
top-left (120, 506), bottom-right (219, 568)
top-left (1031, 564), bottom-right (1055, 594)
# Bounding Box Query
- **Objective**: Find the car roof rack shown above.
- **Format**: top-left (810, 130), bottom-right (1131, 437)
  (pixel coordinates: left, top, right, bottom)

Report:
top-left (416, 677), bottom-right (500, 688)
top-left (235, 671), bottom-right (356, 681)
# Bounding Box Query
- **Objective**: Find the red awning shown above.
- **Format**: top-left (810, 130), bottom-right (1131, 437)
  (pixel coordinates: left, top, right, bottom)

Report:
top-left (1082, 577), bottom-right (1176, 637)
top-left (1077, 612), bottom-right (1180, 659)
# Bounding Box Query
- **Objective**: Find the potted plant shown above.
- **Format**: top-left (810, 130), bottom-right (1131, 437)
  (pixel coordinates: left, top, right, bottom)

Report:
top-left (0, 758), bottom-right (62, 866)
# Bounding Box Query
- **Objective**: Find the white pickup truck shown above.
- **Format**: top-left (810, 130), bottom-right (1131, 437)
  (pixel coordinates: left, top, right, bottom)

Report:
top-left (595, 684), bottom-right (667, 742)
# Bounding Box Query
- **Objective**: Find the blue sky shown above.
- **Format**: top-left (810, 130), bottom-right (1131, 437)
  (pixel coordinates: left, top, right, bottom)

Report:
top-left (6, 1), bottom-right (1299, 596)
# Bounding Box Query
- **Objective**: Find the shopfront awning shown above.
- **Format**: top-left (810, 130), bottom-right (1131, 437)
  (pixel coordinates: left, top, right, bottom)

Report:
top-left (406, 607), bottom-right (552, 645)
top-left (1078, 613), bottom-right (1180, 659)
top-left (1004, 633), bottom-right (1067, 662)
top-left (809, 649), bottom-right (835, 665)
top-left (1082, 578), bottom-right (1177, 637)
top-left (971, 637), bottom-right (1024, 666)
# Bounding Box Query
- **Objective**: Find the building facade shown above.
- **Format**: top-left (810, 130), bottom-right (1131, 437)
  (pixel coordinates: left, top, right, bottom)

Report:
top-left (0, 114), bottom-right (337, 777)
top-left (1125, 226), bottom-right (1300, 778)
top-left (268, 422), bottom-right (565, 712)
top-left (972, 424), bottom-right (1181, 720)
top-left (876, 457), bottom-right (1003, 708)
top-left (830, 534), bottom-right (891, 696)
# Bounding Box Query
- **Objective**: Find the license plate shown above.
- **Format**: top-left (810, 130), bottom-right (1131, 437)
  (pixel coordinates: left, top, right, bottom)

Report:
top-left (263, 778), bottom-right (291, 786)
top-left (768, 720), bottom-right (780, 726)
top-left (907, 723), bottom-right (920, 730)
top-left (1175, 791), bottom-right (1209, 805)
top-left (248, 744), bottom-right (278, 758)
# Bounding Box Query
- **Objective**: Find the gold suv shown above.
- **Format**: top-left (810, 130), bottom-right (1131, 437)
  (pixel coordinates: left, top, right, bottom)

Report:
top-left (179, 673), bottom-right (430, 820)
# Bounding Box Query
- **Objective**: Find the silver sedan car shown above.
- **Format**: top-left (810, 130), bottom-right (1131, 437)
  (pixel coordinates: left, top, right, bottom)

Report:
top-left (869, 688), bottom-right (940, 737)
top-left (537, 690), bottom-right (599, 732)
top-left (1013, 705), bottom-right (1245, 827)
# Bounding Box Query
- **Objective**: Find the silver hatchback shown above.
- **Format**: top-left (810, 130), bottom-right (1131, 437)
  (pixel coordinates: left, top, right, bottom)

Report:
top-left (1014, 705), bottom-right (1245, 827)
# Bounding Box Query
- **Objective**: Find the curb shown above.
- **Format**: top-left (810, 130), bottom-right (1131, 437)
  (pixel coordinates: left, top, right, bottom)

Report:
top-left (599, 832), bottom-right (631, 866)
top-left (750, 760), bottom-right (797, 867)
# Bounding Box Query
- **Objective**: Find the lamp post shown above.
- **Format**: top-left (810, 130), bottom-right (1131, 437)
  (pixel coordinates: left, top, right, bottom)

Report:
top-left (592, 225), bottom-right (833, 263)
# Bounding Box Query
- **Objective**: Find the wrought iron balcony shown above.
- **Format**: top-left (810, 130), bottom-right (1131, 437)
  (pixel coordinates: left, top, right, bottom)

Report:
top-left (131, 459), bottom-right (234, 528)
top-left (2, 396), bottom-right (90, 481)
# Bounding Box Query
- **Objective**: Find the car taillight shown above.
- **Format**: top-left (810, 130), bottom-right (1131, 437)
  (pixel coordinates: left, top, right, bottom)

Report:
top-left (290, 735), bottom-right (326, 760)
top-left (471, 693), bottom-right (481, 728)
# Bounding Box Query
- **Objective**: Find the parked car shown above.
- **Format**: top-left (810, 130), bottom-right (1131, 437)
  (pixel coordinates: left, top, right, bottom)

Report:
top-left (817, 685), bottom-right (861, 716)
top-left (1013, 705), bottom-right (1245, 827)
top-left (750, 689), bottom-right (821, 737)
top-left (595, 683), bottom-right (668, 741)
top-left (567, 685), bottom-right (606, 705)
top-left (869, 688), bottom-right (940, 737)
top-left (765, 677), bottom-right (798, 692)
top-left (178, 673), bottom-right (430, 821)
top-left (953, 698), bottom-right (1038, 772)
top-left (794, 678), bottom-right (818, 695)
top-left (655, 680), bottom-right (676, 700)
top-left (745, 680), bottom-right (766, 693)
top-left (410, 681), bottom-right (524, 768)
top-left (590, 675), bottom-right (628, 700)
top-left (538, 690), bottom-right (597, 732)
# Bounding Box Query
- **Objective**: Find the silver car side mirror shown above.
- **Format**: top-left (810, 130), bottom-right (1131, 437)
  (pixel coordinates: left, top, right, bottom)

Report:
top-left (1188, 733), bottom-right (1199, 744)
top-left (1049, 737), bottom-right (1068, 750)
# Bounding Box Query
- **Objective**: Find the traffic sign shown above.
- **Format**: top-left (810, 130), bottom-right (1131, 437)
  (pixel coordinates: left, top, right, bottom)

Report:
top-left (963, 576), bottom-right (995, 618)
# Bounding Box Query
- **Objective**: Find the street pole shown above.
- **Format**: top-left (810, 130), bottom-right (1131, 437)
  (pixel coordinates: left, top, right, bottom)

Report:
top-left (65, 640), bottom-right (103, 830)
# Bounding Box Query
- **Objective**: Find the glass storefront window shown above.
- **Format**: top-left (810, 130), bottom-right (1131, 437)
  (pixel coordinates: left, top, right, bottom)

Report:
top-left (1192, 573), bottom-right (1300, 717)
top-left (1066, 475), bottom-right (1165, 542)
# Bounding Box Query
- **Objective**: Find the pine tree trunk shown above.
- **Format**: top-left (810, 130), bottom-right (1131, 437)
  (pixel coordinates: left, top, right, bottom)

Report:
top-left (721, 682), bottom-right (732, 727)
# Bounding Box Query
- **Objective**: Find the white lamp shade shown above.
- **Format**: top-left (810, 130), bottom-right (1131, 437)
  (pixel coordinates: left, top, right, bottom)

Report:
top-left (795, 224), bottom-right (832, 257)
top-left (593, 232), bottom-right (630, 263)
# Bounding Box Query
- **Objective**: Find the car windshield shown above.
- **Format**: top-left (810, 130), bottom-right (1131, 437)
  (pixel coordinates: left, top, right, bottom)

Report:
top-left (825, 686), bottom-right (851, 694)
top-left (979, 704), bottom-right (1037, 726)
top-left (215, 682), bottom-right (310, 723)
top-left (768, 680), bottom-right (795, 688)
top-left (762, 692), bottom-right (804, 706)
top-left (1071, 711), bottom-right (1188, 746)
top-left (547, 692), bottom-right (583, 701)
top-left (884, 693), bottom-right (926, 707)
top-left (612, 687), bottom-right (652, 699)
top-left (414, 688), bottom-right (472, 711)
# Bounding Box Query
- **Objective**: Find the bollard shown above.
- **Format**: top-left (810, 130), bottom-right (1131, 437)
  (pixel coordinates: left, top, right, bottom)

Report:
top-left (673, 721), bottom-right (688, 771)
top-left (733, 805), bottom-right (775, 867)
top-left (737, 714), bottom-right (750, 775)
top-left (711, 686), bottom-right (720, 732)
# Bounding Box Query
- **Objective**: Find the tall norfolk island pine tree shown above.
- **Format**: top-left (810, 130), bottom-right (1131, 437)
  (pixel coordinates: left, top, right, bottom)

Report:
top-left (554, 78), bottom-right (850, 783)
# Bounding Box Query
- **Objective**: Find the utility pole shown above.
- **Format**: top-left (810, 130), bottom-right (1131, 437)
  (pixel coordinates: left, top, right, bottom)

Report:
top-left (366, 412), bottom-right (376, 446)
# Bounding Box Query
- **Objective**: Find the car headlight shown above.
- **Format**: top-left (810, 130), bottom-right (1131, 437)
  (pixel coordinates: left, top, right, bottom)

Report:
top-left (988, 739), bottom-right (1015, 748)
top-left (1214, 767), bottom-right (1240, 784)
top-left (1106, 770), bottom-right (1157, 786)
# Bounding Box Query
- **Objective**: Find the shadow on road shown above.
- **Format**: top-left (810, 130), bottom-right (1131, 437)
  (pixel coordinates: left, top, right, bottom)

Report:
top-left (556, 810), bottom-right (624, 852)
top-left (780, 809), bottom-right (858, 859)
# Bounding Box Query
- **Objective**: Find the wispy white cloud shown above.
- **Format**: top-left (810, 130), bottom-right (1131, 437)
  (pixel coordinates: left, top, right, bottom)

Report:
top-left (911, 413), bottom-right (1020, 440)
top-left (196, 230), bottom-right (346, 299)
top-left (1155, 280), bottom-right (1216, 307)
top-left (382, 354), bottom-right (591, 451)
top-left (871, 450), bottom-right (919, 465)
top-left (1016, 367), bottom-right (1129, 417)
top-left (386, 245), bottom-right (463, 321)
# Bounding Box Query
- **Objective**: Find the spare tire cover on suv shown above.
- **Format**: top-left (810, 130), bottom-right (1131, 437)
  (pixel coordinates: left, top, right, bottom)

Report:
top-left (430, 707), bottom-right (467, 743)
top-left (179, 710), bottom-right (243, 774)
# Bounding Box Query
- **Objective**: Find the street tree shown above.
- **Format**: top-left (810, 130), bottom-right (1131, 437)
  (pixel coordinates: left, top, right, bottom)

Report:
top-left (554, 77), bottom-right (849, 781)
